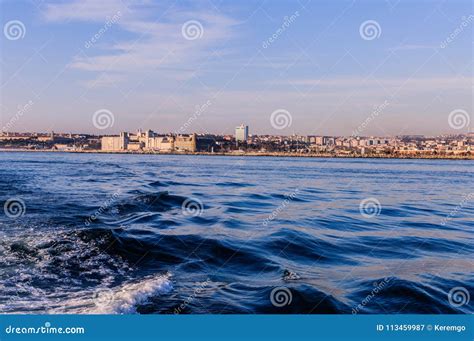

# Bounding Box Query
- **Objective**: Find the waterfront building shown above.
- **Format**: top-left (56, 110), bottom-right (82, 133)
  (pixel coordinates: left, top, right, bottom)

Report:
top-left (100, 131), bottom-right (197, 152)
top-left (315, 136), bottom-right (325, 145)
top-left (235, 124), bottom-right (249, 142)
top-left (174, 134), bottom-right (197, 152)
top-left (101, 132), bottom-right (129, 151)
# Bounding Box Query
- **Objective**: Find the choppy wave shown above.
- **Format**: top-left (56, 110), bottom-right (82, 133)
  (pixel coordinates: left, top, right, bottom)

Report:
top-left (65, 273), bottom-right (173, 314)
top-left (0, 153), bottom-right (473, 314)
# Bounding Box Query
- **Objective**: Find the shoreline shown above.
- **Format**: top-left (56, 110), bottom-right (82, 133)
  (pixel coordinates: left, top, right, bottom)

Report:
top-left (1, 148), bottom-right (473, 160)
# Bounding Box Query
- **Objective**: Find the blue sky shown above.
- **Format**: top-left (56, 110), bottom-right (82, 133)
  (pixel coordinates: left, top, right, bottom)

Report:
top-left (0, 0), bottom-right (472, 135)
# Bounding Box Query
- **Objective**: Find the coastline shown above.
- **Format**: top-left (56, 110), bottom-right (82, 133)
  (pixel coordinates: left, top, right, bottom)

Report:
top-left (1, 148), bottom-right (473, 160)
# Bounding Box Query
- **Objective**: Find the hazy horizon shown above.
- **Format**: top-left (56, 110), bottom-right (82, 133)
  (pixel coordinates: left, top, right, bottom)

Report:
top-left (1, 0), bottom-right (472, 136)
top-left (1, 127), bottom-right (473, 138)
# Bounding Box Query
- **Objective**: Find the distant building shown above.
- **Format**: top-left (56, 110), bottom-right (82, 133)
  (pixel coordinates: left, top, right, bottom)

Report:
top-left (315, 136), bottom-right (325, 145)
top-left (174, 134), bottom-right (197, 152)
top-left (101, 132), bottom-right (129, 151)
top-left (235, 124), bottom-right (248, 142)
top-left (100, 131), bottom-right (197, 152)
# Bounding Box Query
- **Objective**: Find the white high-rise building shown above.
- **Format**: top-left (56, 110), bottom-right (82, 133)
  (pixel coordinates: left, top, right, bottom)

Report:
top-left (235, 124), bottom-right (249, 142)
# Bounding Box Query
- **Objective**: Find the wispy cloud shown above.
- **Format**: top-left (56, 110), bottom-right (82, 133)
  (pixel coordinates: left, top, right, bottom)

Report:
top-left (387, 44), bottom-right (438, 52)
top-left (271, 76), bottom-right (471, 91)
top-left (43, 0), bottom-right (130, 22)
top-left (42, 0), bottom-right (240, 86)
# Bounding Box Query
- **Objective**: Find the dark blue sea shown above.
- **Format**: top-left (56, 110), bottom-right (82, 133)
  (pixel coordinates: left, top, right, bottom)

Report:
top-left (0, 152), bottom-right (472, 314)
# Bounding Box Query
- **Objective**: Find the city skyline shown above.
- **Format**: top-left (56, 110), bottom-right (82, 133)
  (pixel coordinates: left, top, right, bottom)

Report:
top-left (1, 126), bottom-right (473, 138)
top-left (1, 0), bottom-right (472, 136)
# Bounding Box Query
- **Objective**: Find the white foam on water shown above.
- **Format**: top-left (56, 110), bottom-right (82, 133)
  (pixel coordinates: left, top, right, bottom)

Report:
top-left (1, 273), bottom-right (173, 314)
top-left (86, 273), bottom-right (173, 314)
top-left (0, 227), bottom-right (173, 314)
